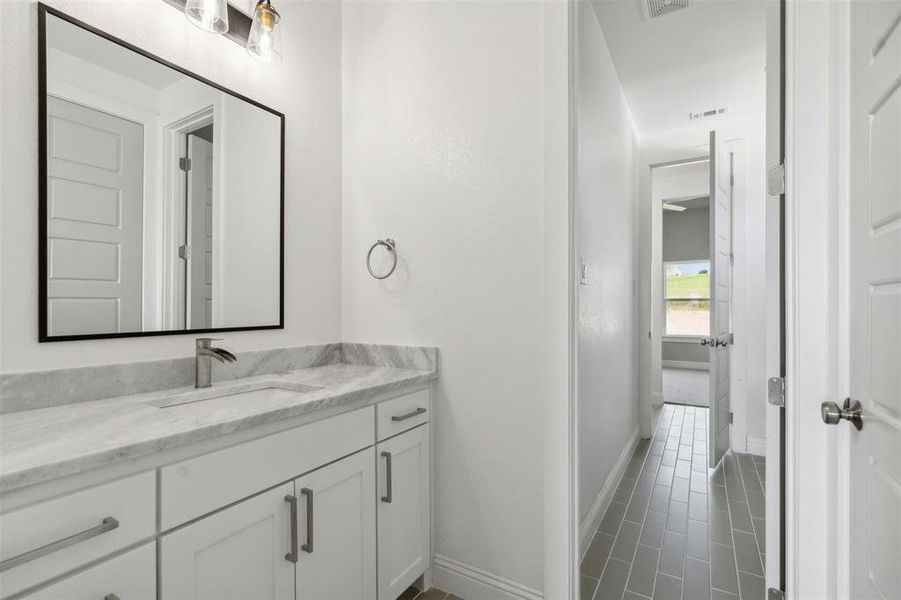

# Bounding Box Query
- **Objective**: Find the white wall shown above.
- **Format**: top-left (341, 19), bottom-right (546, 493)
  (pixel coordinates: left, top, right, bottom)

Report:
top-left (217, 94), bottom-right (281, 327)
top-left (341, 1), bottom-right (551, 594)
top-left (575, 1), bottom-right (640, 537)
top-left (0, 0), bottom-right (342, 372)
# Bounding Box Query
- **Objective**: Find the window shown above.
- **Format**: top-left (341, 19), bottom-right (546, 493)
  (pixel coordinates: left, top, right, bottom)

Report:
top-left (664, 260), bottom-right (710, 336)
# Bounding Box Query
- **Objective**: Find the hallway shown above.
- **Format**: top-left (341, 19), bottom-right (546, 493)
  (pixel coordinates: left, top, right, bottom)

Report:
top-left (581, 405), bottom-right (765, 600)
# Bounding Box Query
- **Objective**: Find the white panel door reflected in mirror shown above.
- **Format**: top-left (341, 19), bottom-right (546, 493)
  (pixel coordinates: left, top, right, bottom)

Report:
top-left (40, 7), bottom-right (283, 341)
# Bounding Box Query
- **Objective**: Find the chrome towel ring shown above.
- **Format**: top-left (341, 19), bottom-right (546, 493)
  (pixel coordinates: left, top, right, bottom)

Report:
top-left (366, 238), bottom-right (398, 280)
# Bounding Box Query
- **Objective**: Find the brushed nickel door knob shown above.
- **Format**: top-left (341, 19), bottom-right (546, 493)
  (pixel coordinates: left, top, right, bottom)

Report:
top-left (821, 398), bottom-right (863, 430)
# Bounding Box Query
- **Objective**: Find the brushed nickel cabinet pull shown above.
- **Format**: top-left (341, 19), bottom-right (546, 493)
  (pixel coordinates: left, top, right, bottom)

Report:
top-left (284, 495), bottom-right (298, 563)
top-left (381, 451), bottom-right (393, 503)
top-left (391, 407), bottom-right (426, 422)
top-left (300, 488), bottom-right (314, 554)
top-left (0, 516), bottom-right (119, 572)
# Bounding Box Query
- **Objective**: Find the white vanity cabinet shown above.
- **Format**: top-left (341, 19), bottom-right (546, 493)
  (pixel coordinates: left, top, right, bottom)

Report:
top-left (295, 449), bottom-right (376, 600)
top-left (377, 424), bottom-right (431, 600)
top-left (160, 482), bottom-right (296, 599)
top-left (1, 385), bottom-right (433, 600)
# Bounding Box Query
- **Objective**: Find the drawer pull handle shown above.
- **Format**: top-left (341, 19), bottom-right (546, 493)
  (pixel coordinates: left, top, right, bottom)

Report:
top-left (391, 407), bottom-right (426, 422)
top-left (381, 451), bottom-right (393, 503)
top-left (104, 595), bottom-right (121, 600)
top-left (284, 495), bottom-right (298, 563)
top-left (301, 488), bottom-right (314, 554)
top-left (0, 516), bottom-right (119, 572)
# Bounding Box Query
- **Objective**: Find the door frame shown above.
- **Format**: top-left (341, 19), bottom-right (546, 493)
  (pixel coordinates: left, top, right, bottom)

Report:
top-left (782, 0), bottom-right (851, 596)
top-left (645, 153), bottom-right (711, 439)
top-left (552, 1), bottom-right (791, 599)
top-left (161, 107), bottom-right (215, 330)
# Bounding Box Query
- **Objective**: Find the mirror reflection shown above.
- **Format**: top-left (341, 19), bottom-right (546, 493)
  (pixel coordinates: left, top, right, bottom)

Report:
top-left (42, 12), bottom-right (283, 340)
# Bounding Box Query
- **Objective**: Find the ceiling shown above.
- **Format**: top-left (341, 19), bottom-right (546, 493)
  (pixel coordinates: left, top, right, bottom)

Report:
top-left (47, 14), bottom-right (185, 90)
top-left (591, 0), bottom-right (767, 137)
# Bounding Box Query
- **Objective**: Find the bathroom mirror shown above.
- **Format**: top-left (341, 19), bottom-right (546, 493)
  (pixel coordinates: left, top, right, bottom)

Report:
top-left (38, 5), bottom-right (284, 341)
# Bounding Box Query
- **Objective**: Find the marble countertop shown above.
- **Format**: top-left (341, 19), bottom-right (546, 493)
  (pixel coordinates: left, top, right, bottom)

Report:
top-left (0, 363), bottom-right (437, 493)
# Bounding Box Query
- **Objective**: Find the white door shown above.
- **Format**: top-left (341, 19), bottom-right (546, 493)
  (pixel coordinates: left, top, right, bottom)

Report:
top-left (847, 1), bottom-right (901, 597)
top-left (377, 425), bottom-right (431, 600)
top-left (187, 134), bottom-right (214, 329)
top-left (23, 543), bottom-right (155, 600)
top-left (46, 96), bottom-right (143, 336)
top-left (708, 130), bottom-right (733, 468)
top-left (296, 449), bottom-right (376, 600)
top-left (160, 482), bottom-right (295, 600)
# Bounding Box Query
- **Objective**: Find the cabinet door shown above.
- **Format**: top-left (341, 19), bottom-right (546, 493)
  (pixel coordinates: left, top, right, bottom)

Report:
top-left (160, 482), bottom-right (295, 600)
top-left (295, 449), bottom-right (376, 600)
top-left (22, 543), bottom-right (154, 600)
top-left (377, 424), bottom-right (430, 600)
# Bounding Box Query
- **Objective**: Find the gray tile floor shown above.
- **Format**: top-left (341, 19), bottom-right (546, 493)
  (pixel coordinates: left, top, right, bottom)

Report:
top-left (397, 586), bottom-right (463, 600)
top-left (581, 404), bottom-right (766, 600)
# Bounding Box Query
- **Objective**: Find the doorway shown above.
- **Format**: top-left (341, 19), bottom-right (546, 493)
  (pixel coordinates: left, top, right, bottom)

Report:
top-left (572, 0), bottom-right (783, 598)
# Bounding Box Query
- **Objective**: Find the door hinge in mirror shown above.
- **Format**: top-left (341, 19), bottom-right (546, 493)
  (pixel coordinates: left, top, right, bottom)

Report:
top-left (767, 164), bottom-right (785, 195)
top-left (179, 157), bottom-right (192, 172)
top-left (178, 244), bottom-right (191, 260)
top-left (768, 376), bottom-right (785, 407)
top-left (728, 411), bottom-right (734, 425)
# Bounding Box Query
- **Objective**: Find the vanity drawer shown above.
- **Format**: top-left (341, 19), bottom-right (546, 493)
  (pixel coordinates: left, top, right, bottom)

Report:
top-left (160, 406), bottom-right (374, 530)
top-left (20, 543), bottom-right (155, 600)
top-left (377, 389), bottom-right (430, 441)
top-left (0, 472), bottom-right (155, 598)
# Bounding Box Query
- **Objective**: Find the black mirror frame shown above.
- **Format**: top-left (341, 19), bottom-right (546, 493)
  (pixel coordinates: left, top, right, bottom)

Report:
top-left (37, 3), bottom-right (285, 342)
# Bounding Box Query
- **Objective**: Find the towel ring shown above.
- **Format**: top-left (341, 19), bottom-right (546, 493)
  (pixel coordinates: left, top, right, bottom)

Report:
top-left (367, 238), bottom-right (398, 280)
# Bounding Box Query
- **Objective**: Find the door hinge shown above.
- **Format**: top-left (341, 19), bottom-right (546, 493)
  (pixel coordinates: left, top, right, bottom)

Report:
top-left (729, 252), bottom-right (735, 266)
top-left (768, 376), bottom-right (785, 407)
top-left (178, 244), bottom-right (191, 260)
top-left (767, 163), bottom-right (785, 195)
top-left (768, 588), bottom-right (785, 600)
top-left (179, 157), bottom-right (192, 172)
top-left (728, 411), bottom-right (734, 425)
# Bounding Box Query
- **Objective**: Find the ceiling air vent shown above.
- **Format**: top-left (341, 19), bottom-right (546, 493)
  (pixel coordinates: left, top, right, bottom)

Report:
top-left (689, 106), bottom-right (728, 121)
top-left (642, 0), bottom-right (691, 20)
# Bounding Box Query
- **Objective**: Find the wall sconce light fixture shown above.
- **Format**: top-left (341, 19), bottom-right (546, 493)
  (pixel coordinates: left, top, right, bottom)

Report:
top-left (247, 0), bottom-right (282, 64)
top-left (184, 0), bottom-right (230, 34)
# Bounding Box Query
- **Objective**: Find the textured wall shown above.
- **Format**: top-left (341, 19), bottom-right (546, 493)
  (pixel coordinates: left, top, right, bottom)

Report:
top-left (576, 1), bottom-right (640, 528)
top-left (341, 1), bottom-right (547, 592)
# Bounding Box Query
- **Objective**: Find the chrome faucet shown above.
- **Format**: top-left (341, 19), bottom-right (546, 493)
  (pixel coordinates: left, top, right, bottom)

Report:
top-left (195, 338), bottom-right (237, 389)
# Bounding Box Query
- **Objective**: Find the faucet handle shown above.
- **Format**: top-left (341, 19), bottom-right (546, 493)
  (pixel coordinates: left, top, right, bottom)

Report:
top-left (196, 337), bottom-right (223, 348)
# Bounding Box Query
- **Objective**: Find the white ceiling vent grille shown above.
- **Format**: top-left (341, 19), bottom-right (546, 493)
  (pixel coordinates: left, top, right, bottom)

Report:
top-left (689, 106), bottom-right (728, 121)
top-left (642, 0), bottom-right (691, 20)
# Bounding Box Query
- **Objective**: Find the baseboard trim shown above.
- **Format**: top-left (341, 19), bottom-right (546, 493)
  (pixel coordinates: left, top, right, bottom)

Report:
top-left (746, 436), bottom-right (766, 456)
top-left (662, 360), bottom-right (709, 371)
top-left (432, 554), bottom-right (543, 600)
top-left (579, 425), bottom-right (640, 558)
top-left (650, 391), bottom-right (664, 407)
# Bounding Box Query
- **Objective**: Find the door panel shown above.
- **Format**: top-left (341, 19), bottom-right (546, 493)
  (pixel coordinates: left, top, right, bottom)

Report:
top-left (378, 424), bottom-right (431, 600)
top-left (296, 449), bottom-right (376, 600)
top-left (708, 131), bottom-right (733, 468)
top-left (850, 1), bottom-right (901, 597)
top-left (46, 96), bottom-right (143, 336)
top-left (160, 483), bottom-right (295, 600)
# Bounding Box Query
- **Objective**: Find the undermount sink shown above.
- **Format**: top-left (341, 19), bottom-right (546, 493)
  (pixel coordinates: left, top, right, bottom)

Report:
top-left (146, 381), bottom-right (326, 409)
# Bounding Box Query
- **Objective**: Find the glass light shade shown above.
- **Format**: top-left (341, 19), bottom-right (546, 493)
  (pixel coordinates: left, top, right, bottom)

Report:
top-left (247, 1), bottom-right (282, 64)
top-left (185, 0), bottom-right (229, 34)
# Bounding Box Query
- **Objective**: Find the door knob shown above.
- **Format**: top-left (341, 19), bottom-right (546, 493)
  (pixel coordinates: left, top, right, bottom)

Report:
top-left (821, 398), bottom-right (863, 430)
top-left (700, 337), bottom-right (713, 346)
